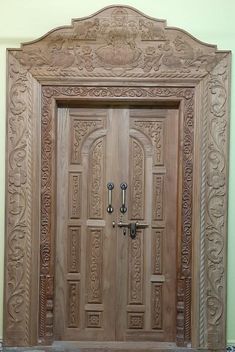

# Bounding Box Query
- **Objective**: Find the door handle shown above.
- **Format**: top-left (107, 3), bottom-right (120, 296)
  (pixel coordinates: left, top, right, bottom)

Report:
top-left (120, 182), bottom-right (127, 214)
top-left (107, 182), bottom-right (114, 214)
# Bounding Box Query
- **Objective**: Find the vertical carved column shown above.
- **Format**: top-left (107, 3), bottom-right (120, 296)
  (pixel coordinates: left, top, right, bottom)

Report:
top-left (199, 57), bottom-right (230, 349)
top-left (4, 54), bottom-right (33, 345)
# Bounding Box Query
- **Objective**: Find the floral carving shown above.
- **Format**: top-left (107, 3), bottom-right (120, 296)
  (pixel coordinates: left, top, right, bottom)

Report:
top-left (5, 55), bottom-right (32, 346)
top-left (11, 7), bottom-right (224, 79)
top-left (152, 284), bottom-right (162, 329)
top-left (203, 58), bottom-right (229, 347)
top-left (88, 138), bottom-right (104, 219)
top-left (128, 231), bottom-right (143, 304)
top-left (87, 229), bottom-right (103, 303)
top-left (130, 138), bottom-right (144, 220)
top-left (71, 119), bottom-right (103, 164)
top-left (133, 120), bottom-right (164, 165)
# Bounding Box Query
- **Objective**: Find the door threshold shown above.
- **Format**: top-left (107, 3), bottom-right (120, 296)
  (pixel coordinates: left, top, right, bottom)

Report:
top-left (52, 341), bottom-right (197, 351)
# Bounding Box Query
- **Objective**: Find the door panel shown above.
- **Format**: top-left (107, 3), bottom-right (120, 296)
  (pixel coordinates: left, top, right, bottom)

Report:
top-left (55, 106), bottom-right (179, 342)
top-left (116, 109), bottom-right (178, 341)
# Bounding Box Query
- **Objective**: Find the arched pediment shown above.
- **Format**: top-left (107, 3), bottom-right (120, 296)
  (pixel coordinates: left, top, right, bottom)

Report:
top-left (12, 5), bottom-right (225, 79)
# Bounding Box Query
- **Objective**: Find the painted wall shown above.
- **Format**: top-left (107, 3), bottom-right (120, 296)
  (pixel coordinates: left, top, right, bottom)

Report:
top-left (0, 0), bottom-right (234, 344)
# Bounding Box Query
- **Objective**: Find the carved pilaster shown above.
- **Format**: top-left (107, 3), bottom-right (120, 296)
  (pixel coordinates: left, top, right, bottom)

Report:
top-left (4, 54), bottom-right (33, 346)
top-left (199, 55), bottom-right (230, 349)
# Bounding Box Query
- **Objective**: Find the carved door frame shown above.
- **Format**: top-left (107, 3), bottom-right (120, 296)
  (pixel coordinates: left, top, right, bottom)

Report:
top-left (4, 5), bottom-right (231, 350)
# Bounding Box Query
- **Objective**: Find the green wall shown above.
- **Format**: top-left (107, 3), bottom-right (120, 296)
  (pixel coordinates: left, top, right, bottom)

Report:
top-left (0, 0), bottom-right (234, 344)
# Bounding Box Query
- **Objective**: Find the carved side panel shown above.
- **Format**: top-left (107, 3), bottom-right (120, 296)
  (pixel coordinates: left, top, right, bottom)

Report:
top-left (198, 57), bottom-right (230, 348)
top-left (5, 54), bottom-right (33, 346)
top-left (67, 227), bottom-right (81, 273)
top-left (87, 228), bottom-right (103, 304)
top-left (133, 120), bottom-right (164, 165)
top-left (88, 138), bottom-right (105, 219)
top-left (130, 138), bottom-right (145, 220)
top-left (152, 175), bottom-right (164, 221)
top-left (67, 281), bottom-right (80, 328)
top-left (69, 173), bottom-right (81, 219)
top-left (71, 118), bottom-right (103, 164)
top-left (151, 284), bottom-right (163, 330)
top-left (128, 231), bottom-right (144, 305)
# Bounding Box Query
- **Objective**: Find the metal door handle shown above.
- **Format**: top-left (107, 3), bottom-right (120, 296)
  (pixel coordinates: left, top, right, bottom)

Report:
top-left (117, 222), bottom-right (148, 228)
top-left (120, 182), bottom-right (127, 214)
top-left (107, 182), bottom-right (114, 214)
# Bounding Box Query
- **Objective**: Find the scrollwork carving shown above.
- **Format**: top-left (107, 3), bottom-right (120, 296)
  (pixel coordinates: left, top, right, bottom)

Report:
top-left (203, 57), bottom-right (229, 347)
top-left (5, 54), bottom-right (32, 345)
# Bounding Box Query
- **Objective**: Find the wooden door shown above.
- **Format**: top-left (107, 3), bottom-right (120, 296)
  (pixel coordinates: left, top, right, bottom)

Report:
top-left (55, 106), bottom-right (179, 342)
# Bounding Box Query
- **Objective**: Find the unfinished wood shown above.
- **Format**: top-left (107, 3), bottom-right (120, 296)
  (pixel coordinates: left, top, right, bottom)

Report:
top-left (4, 5), bottom-right (231, 351)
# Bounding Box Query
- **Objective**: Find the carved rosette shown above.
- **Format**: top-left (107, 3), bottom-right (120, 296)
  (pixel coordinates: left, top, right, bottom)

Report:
top-left (4, 5), bottom-right (230, 350)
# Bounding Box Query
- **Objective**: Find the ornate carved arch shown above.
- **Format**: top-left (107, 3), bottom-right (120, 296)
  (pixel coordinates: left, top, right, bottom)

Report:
top-left (4, 5), bottom-right (231, 351)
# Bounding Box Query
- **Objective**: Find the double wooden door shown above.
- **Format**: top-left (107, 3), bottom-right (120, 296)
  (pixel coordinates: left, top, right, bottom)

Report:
top-left (55, 105), bottom-right (179, 342)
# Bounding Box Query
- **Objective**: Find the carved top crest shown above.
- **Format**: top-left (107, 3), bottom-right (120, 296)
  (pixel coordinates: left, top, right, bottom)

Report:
top-left (10, 6), bottom-right (228, 79)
